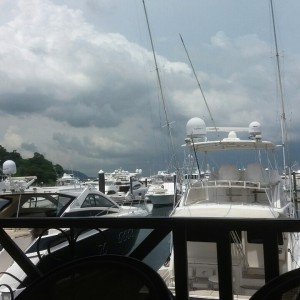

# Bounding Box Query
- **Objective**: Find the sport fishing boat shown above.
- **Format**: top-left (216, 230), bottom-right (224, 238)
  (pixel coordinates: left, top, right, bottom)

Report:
top-left (145, 171), bottom-right (180, 206)
top-left (162, 117), bottom-right (299, 298)
top-left (0, 185), bottom-right (150, 298)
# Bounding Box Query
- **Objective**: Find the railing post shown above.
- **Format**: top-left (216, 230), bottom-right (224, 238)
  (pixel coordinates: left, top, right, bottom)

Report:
top-left (0, 228), bottom-right (42, 280)
top-left (263, 230), bottom-right (279, 282)
top-left (217, 231), bottom-right (234, 300)
top-left (173, 226), bottom-right (189, 300)
top-left (292, 171), bottom-right (299, 217)
top-left (129, 228), bottom-right (171, 260)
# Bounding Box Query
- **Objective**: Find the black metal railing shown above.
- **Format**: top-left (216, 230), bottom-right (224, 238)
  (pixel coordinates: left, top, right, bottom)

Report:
top-left (1, 217), bottom-right (300, 300)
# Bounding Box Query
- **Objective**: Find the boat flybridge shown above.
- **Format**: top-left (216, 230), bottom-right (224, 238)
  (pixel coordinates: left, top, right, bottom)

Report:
top-left (164, 117), bottom-right (299, 297)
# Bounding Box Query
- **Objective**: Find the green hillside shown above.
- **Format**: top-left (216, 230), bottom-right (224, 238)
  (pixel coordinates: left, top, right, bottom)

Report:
top-left (0, 145), bottom-right (65, 185)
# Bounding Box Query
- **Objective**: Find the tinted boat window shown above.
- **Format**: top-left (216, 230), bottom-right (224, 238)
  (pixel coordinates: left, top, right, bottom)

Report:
top-left (56, 194), bottom-right (76, 216)
top-left (22, 196), bottom-right (56, 209)
top-left (119, 186), bottom-right (130, 193)
top-left (0, 197), bottom-right (10, 210)
top-left (82, 194), bottom-right (117, 208)
top-left (63, 210), bottom-right (116, 217)
top-left (94, 194), bottom-right (117, 207)
top-left (132, 184), bottom-right (141, 190)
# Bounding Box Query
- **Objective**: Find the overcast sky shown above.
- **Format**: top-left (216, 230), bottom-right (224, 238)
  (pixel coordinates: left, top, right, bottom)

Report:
top-left (0, 0), bottom-right (299, 177)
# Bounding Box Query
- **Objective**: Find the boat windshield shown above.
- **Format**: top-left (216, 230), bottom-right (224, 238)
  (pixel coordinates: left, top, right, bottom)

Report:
top-left (55, 194), bottom-right (76, 216)
top-left (0, 192), bottom-right (75, 218)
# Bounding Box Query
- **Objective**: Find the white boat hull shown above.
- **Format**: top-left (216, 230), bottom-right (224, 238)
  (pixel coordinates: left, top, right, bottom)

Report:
top-left (147, 193), bottom-right (175, 206)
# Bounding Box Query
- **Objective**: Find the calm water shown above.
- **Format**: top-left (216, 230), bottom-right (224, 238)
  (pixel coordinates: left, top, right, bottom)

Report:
top-left (133, 204), bottom-right (174, 271)
top-left (151, 204), bottom-right (174, 217)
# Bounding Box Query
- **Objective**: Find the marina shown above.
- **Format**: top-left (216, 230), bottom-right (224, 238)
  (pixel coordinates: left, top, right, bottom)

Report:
top-left (0, 0), bottom-right (299, 299)
top-left (0, 145), bottom-right (299, 298)
top-left (0, 115), bottom-right (299, 299)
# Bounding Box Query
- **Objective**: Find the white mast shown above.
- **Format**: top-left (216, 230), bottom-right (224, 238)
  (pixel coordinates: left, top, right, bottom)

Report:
top-left (270, 0), bottom-right (289, 174)
top-left (142, 0), bottom-right (179, 172)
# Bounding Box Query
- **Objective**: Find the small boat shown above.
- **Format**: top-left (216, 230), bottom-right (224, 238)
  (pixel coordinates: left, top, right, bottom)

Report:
top-left (0, 185), bottom-right (150, 298)
top-left (162, 117), bottom-right (300, 298)
top-left (104, 168), bottom-right (148, 204)
top-left (145, 171), bottom-right (180, 206)
top-left (56, 172), bottom-right (82, 187)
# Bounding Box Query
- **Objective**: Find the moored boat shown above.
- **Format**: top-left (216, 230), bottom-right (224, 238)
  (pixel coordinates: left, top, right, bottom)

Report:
top-left (162, 117), bottom-right (299, 298)
top-left (0, 185), bottom-right (150, 298)
top-left (145, 171), bottom-right (180, 206)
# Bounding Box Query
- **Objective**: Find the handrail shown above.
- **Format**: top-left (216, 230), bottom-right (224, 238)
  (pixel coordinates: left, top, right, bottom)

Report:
top-left (230, 230), bottom-right (248, 268)
top-left (192, 179), bottom-right (272, 190)
top-left (0, 217), bottom-right (299, 300)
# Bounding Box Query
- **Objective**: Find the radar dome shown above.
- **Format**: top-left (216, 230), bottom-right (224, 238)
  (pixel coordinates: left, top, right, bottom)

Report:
top-left (186, 118), bottom-right (207, 142)
top-left (249, 121), bottom-right (262, 139)
top-left (228, 131), bottom-right (238, 140)
top-left (3, 160), bottom-right (16, 175)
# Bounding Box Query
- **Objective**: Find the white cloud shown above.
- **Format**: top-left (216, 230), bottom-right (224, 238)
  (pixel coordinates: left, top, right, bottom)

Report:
top-left (236, 34), bottom-right (270, 59)
top-left (3, 126), bottom-right (23, 150)
top-left (210, 31), bottom-right (231, 49)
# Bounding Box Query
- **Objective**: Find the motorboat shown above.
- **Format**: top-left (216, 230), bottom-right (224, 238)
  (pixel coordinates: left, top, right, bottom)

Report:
top-left (56, 172), bottom-right (82, 187)
top-left (145, 171), bottom-right (180, 206)
top-left (162, 117), bottom-right (299, 297)
top-left (104, 168), bottom-right (148, 204)
top-left (109, 179), bottom-right (148, 204)
top-left (82, 170), bottom-right (149, 205)
top-left (0, 185), bottom-right (150, 298)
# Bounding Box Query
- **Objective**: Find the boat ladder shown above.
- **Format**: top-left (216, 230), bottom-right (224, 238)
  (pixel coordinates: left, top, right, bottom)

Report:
top-left (230, 231), bottom-right (248, 268)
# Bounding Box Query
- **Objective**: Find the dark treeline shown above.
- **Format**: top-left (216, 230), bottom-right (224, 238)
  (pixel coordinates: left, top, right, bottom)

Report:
top-left (0, 145), bottom-right (64, 185)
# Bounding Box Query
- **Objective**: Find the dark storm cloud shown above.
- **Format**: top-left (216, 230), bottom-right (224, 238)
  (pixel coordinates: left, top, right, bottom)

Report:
top-left (52, 131), bottom-right (145, 160)
top-left (0, 93), bottom-right (52, 115)
top-left (21, 142), bottom-right (38, 152)
top-left (53, 132), bottom-right (93, 155)
top-left (45, 80), bottom-right (152, 128)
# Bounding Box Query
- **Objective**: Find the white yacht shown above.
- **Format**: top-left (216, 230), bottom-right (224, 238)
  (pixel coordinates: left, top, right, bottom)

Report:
top-left (105, 168), bottom-right (148, 204)
top-left (0, 186), bottom-right (150, 298)
top-left (163, 117), bottom-right (299, 297)
top-left (56, 173), bottom-right (81, 187)
top-left (145, 171), bottom-right (180, 206)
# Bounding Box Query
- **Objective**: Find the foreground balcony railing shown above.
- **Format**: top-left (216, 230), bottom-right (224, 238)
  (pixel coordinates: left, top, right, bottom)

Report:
top-left (0, 217), bottom-right (300, 300)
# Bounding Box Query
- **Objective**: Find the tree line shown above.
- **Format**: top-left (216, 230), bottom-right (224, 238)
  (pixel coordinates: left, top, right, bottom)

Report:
top-left (0, 145), bottom-right (64, 185)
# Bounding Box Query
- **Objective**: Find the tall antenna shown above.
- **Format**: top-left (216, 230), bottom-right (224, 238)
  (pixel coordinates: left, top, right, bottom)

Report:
top-left (142, 0), bottom-right (179, 171)
top-left (179, 33), bottom-right (220, 140)
top-left (270, 0), bottom-right (289, 172)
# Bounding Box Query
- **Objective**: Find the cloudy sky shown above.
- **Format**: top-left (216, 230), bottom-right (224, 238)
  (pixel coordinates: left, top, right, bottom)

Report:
top-left (0, 0), bottom-right (299, 177)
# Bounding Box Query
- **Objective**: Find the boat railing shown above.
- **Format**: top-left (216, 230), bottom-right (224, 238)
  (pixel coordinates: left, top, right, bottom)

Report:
top-left (192, 179), bottom-right (272, 190)
top-left (184, 180), bottom-right (277, 205)
top-left (230, 231), bottom-right (249, 268)
top-left (0, 217), bottom-right (300, 299)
